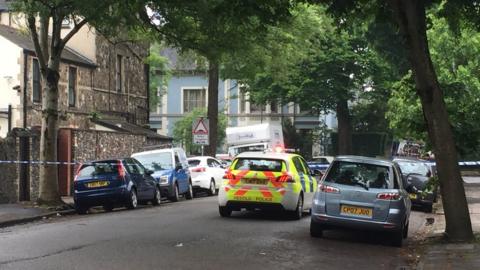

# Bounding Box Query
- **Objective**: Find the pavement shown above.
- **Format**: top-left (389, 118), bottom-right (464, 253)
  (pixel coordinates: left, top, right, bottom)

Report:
top-left (0, 197), bottom-right (75, 228)
top-left (416, 181), bottom-right (480, 270)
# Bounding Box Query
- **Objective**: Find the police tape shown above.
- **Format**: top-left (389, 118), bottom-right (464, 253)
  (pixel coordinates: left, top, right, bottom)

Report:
top-left (0, 160), bottom-right (111, 166)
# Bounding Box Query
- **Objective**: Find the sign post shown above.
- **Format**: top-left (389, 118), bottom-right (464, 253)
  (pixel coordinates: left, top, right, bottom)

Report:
top-left (192, 118), bottom-right (209, 148)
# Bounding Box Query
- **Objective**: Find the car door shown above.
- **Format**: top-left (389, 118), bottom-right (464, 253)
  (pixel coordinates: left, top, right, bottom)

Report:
top-left (174, 151), bottom-right (188, 193)
top-left (292, 157), bottom-right (313, 208)
top-left (123, 159), bottom-right (147, 199)
top-left (133, 159), bottom-right (156, 199)
top-left (211, 158), bottom-right (226, 188)
top-left (300, 156), bottom-right (317, 205)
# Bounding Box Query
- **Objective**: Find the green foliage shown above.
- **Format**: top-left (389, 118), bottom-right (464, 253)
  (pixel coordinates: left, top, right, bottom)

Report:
top-left (172, 109), bottom-right (227, 155)
top-left (386, 13), bottom-right (480, 159)
top-left (146, 43), bottom-right (171, 111)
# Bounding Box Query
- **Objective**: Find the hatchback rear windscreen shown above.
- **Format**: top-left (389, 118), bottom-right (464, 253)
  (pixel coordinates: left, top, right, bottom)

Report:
top-left (188, 159), bottom-right (201, 167)
top-left (233, 158), bottom-right (285, 172)
top-left (325, 161), bottom-right (390, 189)
top-left (78, 160), bottom-right (119, 177)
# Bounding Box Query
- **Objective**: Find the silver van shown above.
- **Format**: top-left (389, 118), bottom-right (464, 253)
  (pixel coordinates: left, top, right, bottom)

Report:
top-left (310, 156), bottom-right (412, 247)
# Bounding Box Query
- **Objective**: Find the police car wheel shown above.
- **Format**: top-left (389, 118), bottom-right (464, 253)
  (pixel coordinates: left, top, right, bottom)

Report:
top-left (288, 194), bottom-right (303, 220)
top-left (219, 206), bottom-right (232, 217)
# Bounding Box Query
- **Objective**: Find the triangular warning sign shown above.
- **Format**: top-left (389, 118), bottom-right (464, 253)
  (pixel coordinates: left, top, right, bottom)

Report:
top-left (193, 119), bottom-right (209, 135)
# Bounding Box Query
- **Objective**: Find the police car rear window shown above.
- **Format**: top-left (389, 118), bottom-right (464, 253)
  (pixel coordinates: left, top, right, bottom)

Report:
top-left (233, 158), bottom-right (284, 172)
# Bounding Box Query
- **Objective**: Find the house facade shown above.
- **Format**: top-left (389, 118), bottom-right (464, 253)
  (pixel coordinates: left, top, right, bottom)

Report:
top-left (0, 1), bottom-right (151, 137)
top-left (149, 49), bottom-right (337, 155)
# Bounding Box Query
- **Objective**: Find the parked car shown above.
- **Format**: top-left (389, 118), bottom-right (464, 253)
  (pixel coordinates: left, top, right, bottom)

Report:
top-left (218, 151), bottom-right (319, 220)
top-left (310, 156), bottom-right (412, 247)
top-left (187, 156), bottom-right (226, 196)
top-left (393, 157), bottom-right (437, 212)
top-left (307, 156), bottom-right (334, 175)
top-left (132, 148), bottom-right (193, 202)
top-left (73, 158), bottom-right (161, 214)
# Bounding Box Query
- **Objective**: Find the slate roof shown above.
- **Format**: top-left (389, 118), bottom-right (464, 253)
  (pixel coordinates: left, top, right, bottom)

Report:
top-left (0, 24), bottom-right (96, 67)
top-left (0, 0), bottom-right (10, 11)
top-left (160, 47), bottom-right (198, 71)
top-left (93, 118), bottom-right (173, 141)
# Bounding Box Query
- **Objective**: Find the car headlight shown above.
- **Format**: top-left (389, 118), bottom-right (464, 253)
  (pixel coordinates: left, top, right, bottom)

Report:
top-left (159, 175), bottom-right (169, 184)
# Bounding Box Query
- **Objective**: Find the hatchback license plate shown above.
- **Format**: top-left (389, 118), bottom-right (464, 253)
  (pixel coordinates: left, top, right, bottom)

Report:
top-left (341, 205), bottom-right (372, 218)
top-left (242, 178), bottom-right (268, 185)
top-left (87, 181), bottom-right (109, 188)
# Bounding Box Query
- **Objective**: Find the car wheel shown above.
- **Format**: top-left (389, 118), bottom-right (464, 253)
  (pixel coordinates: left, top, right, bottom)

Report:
top-left (152, 186), bottom-right (161, 206)
top-left (103, 204), bottom-right (114, 212)
top-left (207, 179), bottom-right (216, 196)
top-left (287, 194), bottom-right (304, 220)
top-left (310, 220), bottom-right (323, 238)
top-left (75, 205), bottom-right (88, 215)
top-left (403, 221), bottom-right (409, 239)
top-left (424, 204), bottom-right (433, 213)
top-left (219, 206), bottom-right (232, 217)
top-left (391, 224), bottom-right (405, 247)
top-left (126, 189), bottom-right (138, 209)
top-left (169, 183), bottom-right (180, 202)
top-left (185, 181), bottom-right (194, 200)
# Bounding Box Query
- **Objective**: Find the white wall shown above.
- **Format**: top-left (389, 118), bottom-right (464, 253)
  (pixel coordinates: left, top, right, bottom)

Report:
top-left (0, 35), bottom-right (22, 137)
top-left (61, 24), bottom-right (97, 63)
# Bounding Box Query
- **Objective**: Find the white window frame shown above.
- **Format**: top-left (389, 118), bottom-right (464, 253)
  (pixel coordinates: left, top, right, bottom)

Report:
top-left (181, 86), bottom-right (208, 114)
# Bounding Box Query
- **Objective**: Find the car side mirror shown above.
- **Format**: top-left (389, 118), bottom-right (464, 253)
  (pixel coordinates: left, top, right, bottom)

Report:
top-left (175, 164), bottom-right (183, 171)
top-left (145, 169), bottom-right (154, 175)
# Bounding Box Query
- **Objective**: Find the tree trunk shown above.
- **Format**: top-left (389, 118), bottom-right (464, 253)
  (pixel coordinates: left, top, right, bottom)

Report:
top-left (206, 60), bottom-right (219, 157)
top-left (336, 99), bottom-right (353, 155)
top-left (38, 62), bottom-right (62, 204)
top-left (389, 0), bottom-right (473, 241)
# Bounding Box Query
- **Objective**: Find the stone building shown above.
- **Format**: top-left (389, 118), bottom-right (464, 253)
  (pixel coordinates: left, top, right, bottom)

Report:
top-left (0, 1), bottom-right (172, 201)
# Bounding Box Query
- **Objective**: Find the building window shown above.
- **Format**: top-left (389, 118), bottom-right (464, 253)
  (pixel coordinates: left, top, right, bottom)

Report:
top-left (32, 59), bottom-right (41, 103)
top-left (270, 100), bottom-right (279, 113)
top-left (116, 55), bottom-right (123, 92)
top-left (68, 67), bottom-right (77, 107)
top-left (239, 87), bottom-right (247, 113)
top-left (183, 88), bottom-right (206, 113)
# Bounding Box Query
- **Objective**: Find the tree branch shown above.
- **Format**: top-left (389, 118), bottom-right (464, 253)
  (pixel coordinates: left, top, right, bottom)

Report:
top-left (27, 15), bottom-right (47, 73)
top-left (59, 18), bottom-right (88, 51)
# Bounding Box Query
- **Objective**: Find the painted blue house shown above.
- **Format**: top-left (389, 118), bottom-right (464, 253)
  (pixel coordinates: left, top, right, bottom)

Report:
top-left (149, 48), bottom-right (337, 155)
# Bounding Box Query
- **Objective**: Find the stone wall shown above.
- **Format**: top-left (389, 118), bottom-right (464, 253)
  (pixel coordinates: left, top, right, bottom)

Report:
top-left (0, 136), bottom-right (18, 203)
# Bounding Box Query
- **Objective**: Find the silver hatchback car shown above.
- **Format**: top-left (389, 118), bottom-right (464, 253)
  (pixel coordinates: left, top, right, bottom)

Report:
top-left (310, 156), bottom-right (412, 247)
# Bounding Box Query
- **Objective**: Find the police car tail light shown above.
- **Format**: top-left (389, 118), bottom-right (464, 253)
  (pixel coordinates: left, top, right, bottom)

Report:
top-left (192, 167), bottom-right (206, 172)
top-left (277, 174), bottom-right (294, 183)
top-left (223, 171), bottom-right (235, 180)
top-left (319, 184), bottom-right (339, 193)
top-left (377, 192), bottom-right (400, 200)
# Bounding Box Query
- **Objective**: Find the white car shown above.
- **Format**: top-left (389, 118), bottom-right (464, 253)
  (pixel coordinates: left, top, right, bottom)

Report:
top-left (187, 156), bottom-right (226, 196)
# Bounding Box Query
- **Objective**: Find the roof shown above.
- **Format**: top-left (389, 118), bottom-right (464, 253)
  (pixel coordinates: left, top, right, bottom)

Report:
top-left (0, 0), bottom-right (10, 11)
top-left (132, 147), bottom-right (183, 156)
top-left (0, 25), bottom-right (96, 67)
top-left (160, 47), bottom-right (198, 71)
top-left (335, 155), bottom-right (394, 166)
top-left (93, 118), bottom-right (172, 141)
top-left (235, 151), bottom-right (299, 161)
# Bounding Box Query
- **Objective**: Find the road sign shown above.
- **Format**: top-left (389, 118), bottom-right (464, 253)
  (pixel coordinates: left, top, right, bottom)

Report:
top-left (193, 118), bottom-right (209, 145)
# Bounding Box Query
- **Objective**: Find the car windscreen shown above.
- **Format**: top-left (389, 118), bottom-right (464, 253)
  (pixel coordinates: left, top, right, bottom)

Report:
top-left (188, 159), bottom-right (201, 167)
top-left (78, 160), bottom-right (119, 177)
top-left (233, 158), bottom-right (284, 172)
top-left (134, 152), bottom-right (173, 171)
top-left (325, 161), bottom-right (391, 189)
top-left (396, 161), bottom-right (429, 176)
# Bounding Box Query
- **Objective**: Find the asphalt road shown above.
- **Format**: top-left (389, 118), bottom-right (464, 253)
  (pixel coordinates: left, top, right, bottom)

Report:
top-left (0, 195), bottom-right (430, 270)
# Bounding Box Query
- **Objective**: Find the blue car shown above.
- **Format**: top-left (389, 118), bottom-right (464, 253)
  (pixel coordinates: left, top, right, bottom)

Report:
top-left (132, 148), bottom-right (193, 202)
top-left (73, 158), bottom-right (161, 214)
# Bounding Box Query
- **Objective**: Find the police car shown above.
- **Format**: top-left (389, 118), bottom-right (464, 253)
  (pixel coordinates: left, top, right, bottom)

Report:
top-left (218, 151), bottom-right (318, 219)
